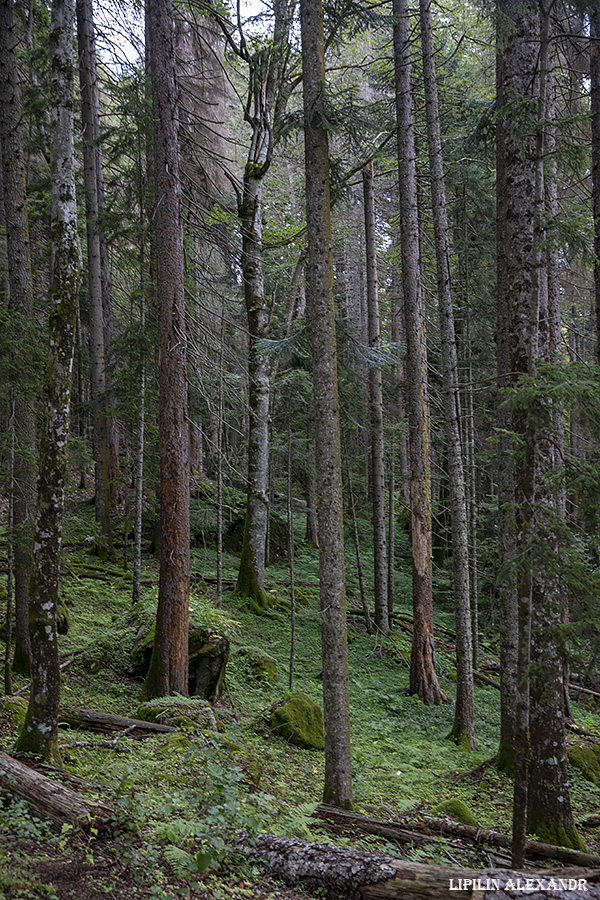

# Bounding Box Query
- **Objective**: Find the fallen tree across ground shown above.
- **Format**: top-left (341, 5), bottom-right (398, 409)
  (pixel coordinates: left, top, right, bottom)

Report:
top-left (57, 707), bottom-right (177, 735)
top-left (244, 833), bottom-right (600, 899)
top-left (0, 751), bottom-right (113, 833)
top-left (313, 805), bottom-right (600, 868)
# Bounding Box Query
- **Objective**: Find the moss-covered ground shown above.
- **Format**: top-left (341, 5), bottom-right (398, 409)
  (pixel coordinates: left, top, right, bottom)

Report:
top-left (1, 491), bottom-right (600, 898)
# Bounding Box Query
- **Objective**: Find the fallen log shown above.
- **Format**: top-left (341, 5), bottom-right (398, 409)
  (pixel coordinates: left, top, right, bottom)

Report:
top-left (244, 833), bottom-right (600, 899)
top-left (315, 806), bottom-right (600, 868)
top-left (58, 708), bottom-right (177, 736)
top-left (0, 751), bottom-right (113, 833)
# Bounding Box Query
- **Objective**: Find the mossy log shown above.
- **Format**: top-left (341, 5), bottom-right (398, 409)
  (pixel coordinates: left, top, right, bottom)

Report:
top-left (244, 833), bottom-right (600, 899)
top-left (0, 751), bottom-right (113, 833)
top-left (313, 805), bottom-right (600, 868)
top-left (57, 707), bottom-right (177, 736)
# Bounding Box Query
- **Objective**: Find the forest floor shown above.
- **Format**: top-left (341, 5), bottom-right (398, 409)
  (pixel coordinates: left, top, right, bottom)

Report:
top-left (2, 489), bottom-right (600, 899)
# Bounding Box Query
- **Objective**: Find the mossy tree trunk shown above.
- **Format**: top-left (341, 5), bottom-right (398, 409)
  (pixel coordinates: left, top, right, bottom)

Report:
top-left (419, 0), bottom-right (474, 748)
top-left (393, 0), bottom-right (446, 706)
top-left (142, 0), bottom-right (190, 699)
top-left (0, 0), bottom-right (37, 676)
top-left (15, 0), bottom-right (81, 762)
top-left (300, 0), bottom-right (353, 810)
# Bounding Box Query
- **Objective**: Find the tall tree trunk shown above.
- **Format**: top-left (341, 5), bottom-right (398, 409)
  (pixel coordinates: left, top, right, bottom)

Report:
top-left (300, 0), bottom-right (353, 809)
top-left (419, 0), bottom-right (474, 746)
top-left (495, 22), bottom-right (518, 776)
top-left (15, 0), bottom-right (81, 761)
top-left (362, 162), bottom-right (388, 635)
top-left (234, 0), bottom-right (293, 608)
top-left (0, 0), bottom-right (37, 676)
top-left (76, 0), bottom-right (113, 558)
top-left (393, 0), bottom-right (446, 705)
top-left (526, 8), bottom-right (581, 853)
top-left (592, 5), bottom-right (600, 365)
top-left (142, 0), bottom-right (190, 699)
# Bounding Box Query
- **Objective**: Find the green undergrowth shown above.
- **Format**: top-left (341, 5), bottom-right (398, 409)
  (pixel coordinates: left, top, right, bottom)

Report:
top-left (2, 495), bottom-right (600, 896)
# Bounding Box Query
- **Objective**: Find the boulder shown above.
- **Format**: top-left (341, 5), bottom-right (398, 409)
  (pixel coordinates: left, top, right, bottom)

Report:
top-left (238, 647), bottom-right (278, 683)
top-left (270, 692), bottom-right (324, 750)
top-left (189, 630), bottom-right (229, 701)
top-left (433, 798), bottom-right (478, 827)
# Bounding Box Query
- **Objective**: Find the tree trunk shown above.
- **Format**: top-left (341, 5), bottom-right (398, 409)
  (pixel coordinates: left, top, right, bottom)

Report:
top-left (14, 0), bottom-right (81, 762)
top-left (142, 0), bottom-right (190, 699)
top-left (419, 0), bottom-right (474, 747)
top-left (362, 162), bottom-right (388, 635)
top-left (393, 0), bottom-right (446, 706)
top-left (76, 0), bottom-right (113, 558)
top-left (243, 834), bottom-right (600, 900)
top-left (526, 9), bottom-right (580, 852)
top-left (234, 0), bottom-right (293, 608)
top-left (495, 26), bottom-right (518, 776)
top-left (592, 6), bottom-right (600, 365)
top-left (0, 0), bottom-right (37, 676)
top-left (300, 0), bottom-right (353, 809)
top-left (0, 752), bottom-right (113, 833)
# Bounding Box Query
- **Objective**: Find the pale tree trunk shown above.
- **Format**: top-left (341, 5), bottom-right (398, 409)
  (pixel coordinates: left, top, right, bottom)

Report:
top-left (387, 447), bottom-right (395, 618)
top-left (495, 30), bottom-right (518, 775)
top-left (234, 0), bottom-right (294, 608)
top-left (393, 0), bottom-right (446, 705)
top-left (132, 277), bottom-right (145, 608)
top-left (300, 0), bottom-right (353, 809)
top-left (142, 0), bottom-right (190, 699)
top-left (287, 421), bottom-right (296, 690)
top-left (0, 0), bottom-right (37, 675)
top-left (419, 0), bottom-right (474, 746)
top-left (346, 463), bottom-right (373, 635)
top-left (5, 393), bottom-right (14, 695)
top-left (592, 6), bottom-right (600, 364)
top-left (362, 163), bottom-right (388, 635)
top-left (15, 0), bottom-right (81, 761)
top-left (76, 0), bottom-right (113, 557)
top-left (390, 272), bottom-right (410, 506)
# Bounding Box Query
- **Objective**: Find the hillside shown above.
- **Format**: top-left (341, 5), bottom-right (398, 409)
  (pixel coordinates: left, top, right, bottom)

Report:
top-left (1, 491), bottom-right (600, 900)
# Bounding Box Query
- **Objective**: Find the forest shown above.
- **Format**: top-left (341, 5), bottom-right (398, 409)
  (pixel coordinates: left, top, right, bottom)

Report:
top-left (1, 0), bottom-right (600, 896)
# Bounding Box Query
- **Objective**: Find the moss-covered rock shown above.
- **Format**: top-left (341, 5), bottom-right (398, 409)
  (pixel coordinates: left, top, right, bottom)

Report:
top-left (189, 630), bottom-right (229, 701)
top-left (2, 697), bottom-right (27, 727)
top-left (238, 647), bottom-right (278, 683)
top-left (569, 743), bottom-right (600, 785)
top-left (136, 696), bottom-right (218, 731)
top-left (433, 799), bottom-right (478, 827)
top-left (270, 692), bottom-right (324, 750)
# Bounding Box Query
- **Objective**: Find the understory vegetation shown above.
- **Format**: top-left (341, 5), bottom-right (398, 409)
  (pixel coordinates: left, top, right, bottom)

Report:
top-left (1, 489), bottom-right (600, 899)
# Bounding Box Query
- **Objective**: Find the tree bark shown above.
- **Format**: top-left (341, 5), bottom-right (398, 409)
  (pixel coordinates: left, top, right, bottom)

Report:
top-left (393, 0), bottom-right (446, 705)
top-left (362, 162), bottom-right (389, 635)
top-left (419, 0), bottom-right (474, 747)
top-left (0, 0), bottom-right (37, 676)
top-left (234, 0), bottom-right (294, 608)
top-left (14, 0), bottom-right (81, 762)
top-left (592, 6), bottom-right (600, 365)
top-left (495, 24), bottom-right (517, 776)
top-left (142, 0), bottom-right (190, 699)
top-left (76, 0), bottom-right (113, 558)
top-left (0, 752), bottom-right (113, 833)
top-left (300, 0), bottom-right (353, 809)
top-left (243, 834), bottom-right (600, 900)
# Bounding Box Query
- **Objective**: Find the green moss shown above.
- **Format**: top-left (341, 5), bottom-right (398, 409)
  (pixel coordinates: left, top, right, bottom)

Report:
top-left (237, 647), bottom-right (278, 683)
top-left (136, 696), bottom-right (217, 730)
top-left (495, 742), bottom-right (515, 777)
top-left (569, 743), bottom-right (600, 785)
top-left (527, 819), bottom-right (587, 852)
top-left (433, 799), bottom-right (478, 827)
top-left (14, 705), bottom-right (62, 765)
top-left (3, 697), bottom-right (27, 727)
top-left (270, 692), bottom-right (325, 750)
top-left (446, 723), bottom-right (472, 750)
